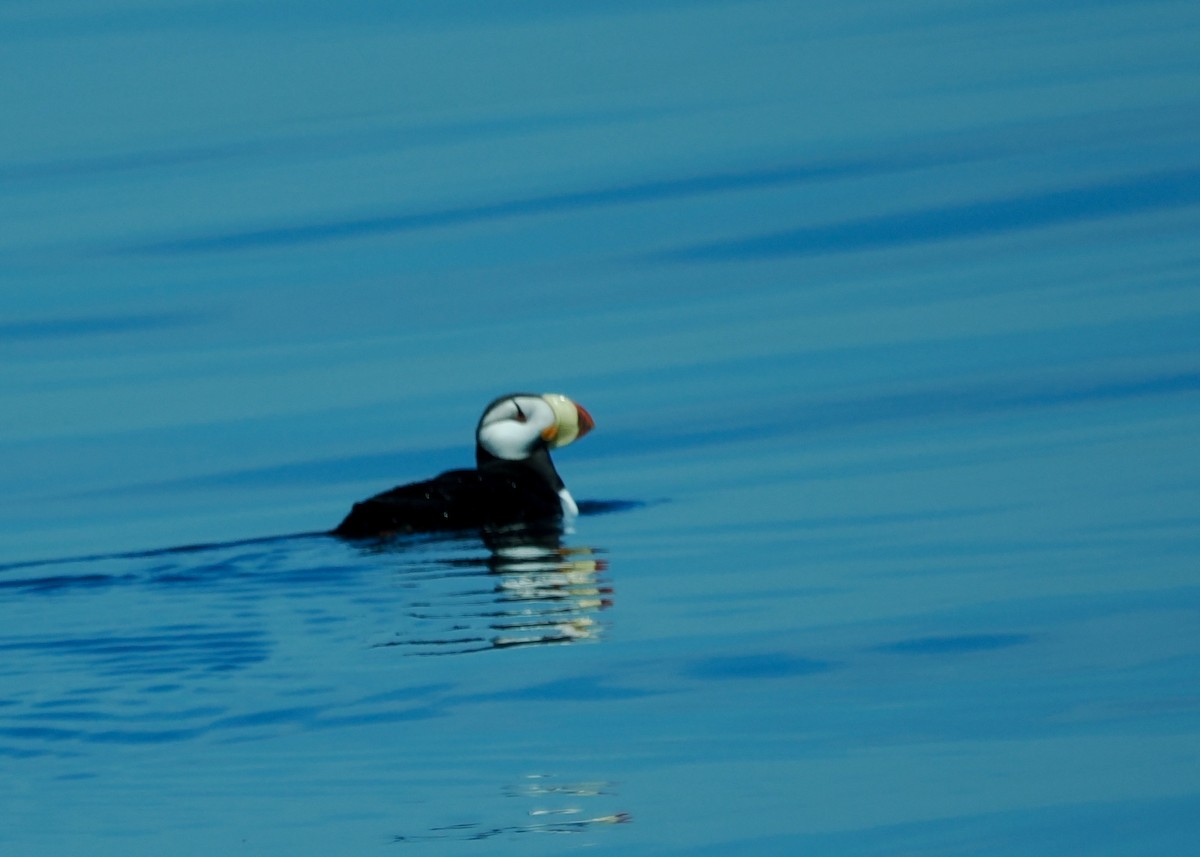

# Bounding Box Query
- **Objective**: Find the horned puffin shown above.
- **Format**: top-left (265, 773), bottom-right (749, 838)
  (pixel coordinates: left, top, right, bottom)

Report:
top-left (332, 392), bottom-right (594, 538)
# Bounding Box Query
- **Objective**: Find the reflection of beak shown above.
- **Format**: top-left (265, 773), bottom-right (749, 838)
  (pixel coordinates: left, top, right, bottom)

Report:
top-left (542, 394), bottom-right (596, 449)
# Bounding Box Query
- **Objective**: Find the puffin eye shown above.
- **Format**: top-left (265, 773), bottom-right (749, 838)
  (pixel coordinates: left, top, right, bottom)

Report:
top-left (513, 401), bottom-right (526, 422)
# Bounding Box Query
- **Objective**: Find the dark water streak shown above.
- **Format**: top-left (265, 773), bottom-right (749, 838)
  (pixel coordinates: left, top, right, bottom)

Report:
top-left (661, 167), bottom-right (1200, 260)
top-left (127, 156), bottom-right (934, 254)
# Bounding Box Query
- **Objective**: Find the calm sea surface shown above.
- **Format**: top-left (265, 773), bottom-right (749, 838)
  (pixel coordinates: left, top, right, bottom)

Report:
top-left (3, 2), bottom-right (1199, 854)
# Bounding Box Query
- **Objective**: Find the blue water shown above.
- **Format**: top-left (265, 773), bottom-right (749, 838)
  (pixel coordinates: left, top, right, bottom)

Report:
top-left (3, 1), bottom-right (1200, 854)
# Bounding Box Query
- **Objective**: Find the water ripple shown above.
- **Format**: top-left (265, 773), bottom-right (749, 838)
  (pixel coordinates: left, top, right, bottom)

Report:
top-left (0, 310), bottom-right (208, 342)
top-left (875, 633), bottom-right (1034, 655)
top-left (0, 523), bottom-right (623, 756)
top-left (127, 151), bottom-right (971, 254)
top-left (659, 167), bottom-right (1200, 260)
top-left (0, 627), bottom-right (272, 677)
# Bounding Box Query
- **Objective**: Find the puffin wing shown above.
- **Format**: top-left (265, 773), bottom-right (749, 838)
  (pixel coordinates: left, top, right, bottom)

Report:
top-left (332, 467), bottom-right (562, 538)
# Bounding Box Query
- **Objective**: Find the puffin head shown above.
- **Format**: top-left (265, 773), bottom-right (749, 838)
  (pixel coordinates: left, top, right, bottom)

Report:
top-left (476, 393), bottom-right (595, 462)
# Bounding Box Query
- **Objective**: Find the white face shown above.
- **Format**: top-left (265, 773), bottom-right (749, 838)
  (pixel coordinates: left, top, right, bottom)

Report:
top-left (477, 395), bottom-right (558, 461)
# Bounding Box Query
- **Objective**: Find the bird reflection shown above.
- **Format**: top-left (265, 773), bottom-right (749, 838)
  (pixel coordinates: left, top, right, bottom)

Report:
top-left (372, 524), bottom-right (612, 655)
top-left (393, 773), bottom-right (631, 843)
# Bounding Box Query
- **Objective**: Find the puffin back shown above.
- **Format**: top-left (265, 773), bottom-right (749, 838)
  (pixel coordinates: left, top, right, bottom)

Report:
top-left (332, 464), bottom-right (563, 538)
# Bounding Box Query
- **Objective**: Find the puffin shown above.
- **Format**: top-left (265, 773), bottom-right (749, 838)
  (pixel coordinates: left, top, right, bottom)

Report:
top-left (332, 392), bottom-right (595, 538)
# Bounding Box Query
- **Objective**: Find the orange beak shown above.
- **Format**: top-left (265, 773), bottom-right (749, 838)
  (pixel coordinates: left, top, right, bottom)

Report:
top-left (575, 402), bottom-right (595, 440)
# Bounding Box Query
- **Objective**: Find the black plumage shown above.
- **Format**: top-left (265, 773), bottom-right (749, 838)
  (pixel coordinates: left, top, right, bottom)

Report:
top-left (333, 454), bottom-right (564, 537)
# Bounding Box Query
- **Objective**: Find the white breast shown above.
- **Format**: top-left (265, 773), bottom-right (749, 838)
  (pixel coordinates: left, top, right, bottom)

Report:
top-left (558, 487), bottom-right (579, 519)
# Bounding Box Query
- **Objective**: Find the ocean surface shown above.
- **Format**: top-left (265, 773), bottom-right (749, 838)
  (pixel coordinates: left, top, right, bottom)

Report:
top-left (3, 1), bottom-right (1199, 854)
